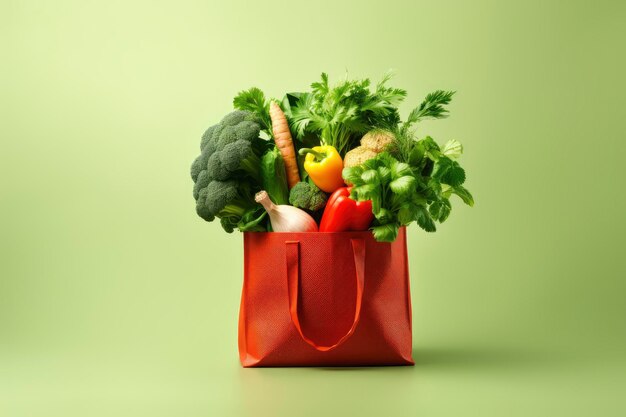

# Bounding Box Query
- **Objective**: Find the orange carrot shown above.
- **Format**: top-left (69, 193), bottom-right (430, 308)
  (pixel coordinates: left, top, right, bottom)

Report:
top-left (269, 101), bottom-right (300, 189)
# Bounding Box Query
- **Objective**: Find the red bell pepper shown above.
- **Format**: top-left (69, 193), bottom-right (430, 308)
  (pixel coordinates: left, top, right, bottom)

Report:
top-left (319, 187), bottom-right (374, 232)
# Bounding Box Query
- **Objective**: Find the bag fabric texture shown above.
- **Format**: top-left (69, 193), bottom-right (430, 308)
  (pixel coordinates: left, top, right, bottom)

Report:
top-left (238, 227), bottom-right (414, 367)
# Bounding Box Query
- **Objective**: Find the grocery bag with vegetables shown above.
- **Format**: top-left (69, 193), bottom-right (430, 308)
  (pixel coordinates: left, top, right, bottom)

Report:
top-left (190, 72), bottom-right (473, 241)
top-left (190, 72), bottom-right (474, 367)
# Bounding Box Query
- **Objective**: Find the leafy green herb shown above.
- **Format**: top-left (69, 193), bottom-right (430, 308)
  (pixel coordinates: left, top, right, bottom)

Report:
top-left (390, 90), bottom-right (455, 163)
top-left (233, 87), bottom-right (273, 138)
top-left (288, 72), bottom-right (406, 155)
top-left (344, 138), bottom-right (473, 242)
top-left (344, 153), bottom-right (422, 242)
top-left (403, 90), bottom-right (455, 130)
top-left (442, 139), bottom-right (463, 159)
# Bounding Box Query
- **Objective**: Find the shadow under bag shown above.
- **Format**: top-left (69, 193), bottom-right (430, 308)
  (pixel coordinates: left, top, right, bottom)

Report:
top-left (238, 227), bottom-right (414, 367)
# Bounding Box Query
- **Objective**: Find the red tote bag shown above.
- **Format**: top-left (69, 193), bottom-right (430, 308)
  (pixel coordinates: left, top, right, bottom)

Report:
top-left (238, 227), bottom-right (414, 367)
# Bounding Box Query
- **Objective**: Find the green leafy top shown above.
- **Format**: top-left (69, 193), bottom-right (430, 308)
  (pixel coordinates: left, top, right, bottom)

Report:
top-left (233, 87), bottom-right (273, 138)
top-left (288, 72), bottom-right (407, 155)
top-left (391, 90), bottom-right (456, 162)
top-left (402, 90), bottom-right (455, 130)
top-left (343, 137), bottom-right (473, 242)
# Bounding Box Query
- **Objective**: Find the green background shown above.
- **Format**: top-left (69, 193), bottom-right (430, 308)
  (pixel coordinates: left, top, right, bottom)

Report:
top-left (2, 0), bottom-right (625, 415)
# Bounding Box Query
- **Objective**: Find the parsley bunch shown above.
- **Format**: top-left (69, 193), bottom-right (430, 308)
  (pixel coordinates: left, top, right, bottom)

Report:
top-left (289, 72), bottom-right (407, 156)
top-left (343, 138), bottom-right (473, 242)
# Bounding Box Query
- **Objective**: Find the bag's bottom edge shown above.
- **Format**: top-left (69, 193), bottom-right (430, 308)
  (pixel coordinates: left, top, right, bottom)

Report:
top-left (241, 361), bottom-right (415, 368)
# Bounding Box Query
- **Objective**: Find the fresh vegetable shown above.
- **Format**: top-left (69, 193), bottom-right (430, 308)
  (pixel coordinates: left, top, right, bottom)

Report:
top-left (269, 101), bottom-right (300, 188)
top-left (344, 129), bottom-right (395, 168)
top-left (261, 147), bottom-right (289, 205)
top-left (289, 181), bottom-right (328, 212)
top-left (190, 110), bottom-right (269, 232)
top-left (404, 90), bottom-right (455, 127)
top-left (192, 72), bottom-right (473, 242)
top-left (343, 147), bottom-right (377, 169)
top-left (299, 145), bottom-right (345, 193)
top-left (343, 145), bottom-right (473, 242)
top-left (361, 129), bottom-right (395, 152)
top-left (390, 90), bottom-right (455, 163)
top-left (191, 111), bottom-right (265, 183)
top-left (233, 87), bottom-right (273, 138)
top-left (196, 180), bottom-right (267, 233)
top-left (255, 191), bottom-right (318, 232)
top-left (289, 72), bottom-right (406, 156)
top-left (343, 153), bottom-right (419, 242)
top-left (319, 187), bottom-right (374, 233)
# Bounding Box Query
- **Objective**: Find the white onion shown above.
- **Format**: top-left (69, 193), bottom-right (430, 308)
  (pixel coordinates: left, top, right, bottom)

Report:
top-left (255, 191), bottom-right (318, 233)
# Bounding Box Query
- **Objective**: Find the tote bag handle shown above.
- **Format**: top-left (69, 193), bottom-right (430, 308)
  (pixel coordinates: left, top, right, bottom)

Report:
top-left (285, 239), bottom-right (365, 352)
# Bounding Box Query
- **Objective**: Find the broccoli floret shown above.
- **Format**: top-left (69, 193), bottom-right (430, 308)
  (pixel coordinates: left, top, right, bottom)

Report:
top-left (220, 110), bottom-right (252, 126)
top-left (192, 111), bottom-right (262, 182)
top-left (206, 139), bottom-right (260, 182)
top-left (220, 217), bottom-right (237, 233)
top-left (195, 180), bottom-right (256, 224)
top-left (191, 110), bottom-right (268, 231)
top-left (289, 182), bottom-right (328, 212)
top-left (204, 110), bottom-right (259, 151)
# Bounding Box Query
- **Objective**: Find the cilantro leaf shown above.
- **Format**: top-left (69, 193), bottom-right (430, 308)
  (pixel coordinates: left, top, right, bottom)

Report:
top-left (233, 87), bottom-right (272, 137)
top-left (433, 156), bottom-right (466, 186)
top-left (389, 175), bottom-right (417, 194)
top-left (452, 185), bottom-right (474, 206)
top-left (397, 203), bottom-right (417, 225)
top-left (429, 199), bottom-right (452, 222)
top-left (442, 139), bottom-right (463, 159)
top-left (415, 206), bottom-right (437, 232)
top-left (371, 223), bottom-right (399, 242)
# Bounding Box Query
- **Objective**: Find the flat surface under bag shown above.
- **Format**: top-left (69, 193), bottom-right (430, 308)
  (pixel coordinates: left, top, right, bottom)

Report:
top-left (239, 227), bottom-right (414, 367)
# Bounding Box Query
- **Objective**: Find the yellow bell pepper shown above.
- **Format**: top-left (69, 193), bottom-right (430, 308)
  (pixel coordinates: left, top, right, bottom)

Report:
top-left (298, 145), bottom-right (345, 193)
